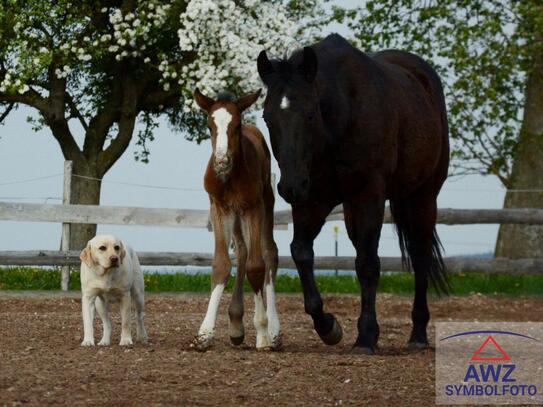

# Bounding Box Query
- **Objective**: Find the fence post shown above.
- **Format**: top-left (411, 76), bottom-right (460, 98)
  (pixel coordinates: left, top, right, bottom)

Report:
top-left (60, 161), bottom-right (73, 291)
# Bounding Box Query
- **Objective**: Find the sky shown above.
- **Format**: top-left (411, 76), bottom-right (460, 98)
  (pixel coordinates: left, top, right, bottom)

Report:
top-left (0, 0), bottom-right (509, 260)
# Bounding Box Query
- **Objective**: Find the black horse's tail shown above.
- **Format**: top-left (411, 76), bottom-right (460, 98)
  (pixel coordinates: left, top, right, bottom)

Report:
top-left (389, 201), bottom-right (450, 295)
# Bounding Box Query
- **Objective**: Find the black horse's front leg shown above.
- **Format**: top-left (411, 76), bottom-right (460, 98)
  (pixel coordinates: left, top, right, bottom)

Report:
top-left (344, 192), bottom-right (385, 355)
top-left (291, 204), bottom-right (343, 345)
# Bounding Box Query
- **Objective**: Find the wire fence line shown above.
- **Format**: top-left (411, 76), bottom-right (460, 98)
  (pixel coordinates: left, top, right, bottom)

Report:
top-left (0, 173), bottom-right (62, 186)
top-left (1, 170), bottom-right (543, 193)
top-left (0, 196), bottom-right (62, 202)
top-left (70, 174), bottom-right (202, 192)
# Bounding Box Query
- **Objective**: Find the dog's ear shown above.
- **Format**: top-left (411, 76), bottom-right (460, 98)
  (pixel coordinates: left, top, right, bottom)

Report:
top-left (79, 242), bottom-right (94, 268)
top-left (119, 241), bottom-right (127, 265)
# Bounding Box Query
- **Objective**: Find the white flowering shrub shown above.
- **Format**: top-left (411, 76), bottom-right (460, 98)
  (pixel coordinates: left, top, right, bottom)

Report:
top-left (0, 0), bottom-right (324, 158)
top-left (177, 0), bottom-right (298, 114)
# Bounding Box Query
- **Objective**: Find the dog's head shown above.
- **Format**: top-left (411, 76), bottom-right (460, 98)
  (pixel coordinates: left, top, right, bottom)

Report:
top-left (80, 235), bottom-right (126, 271)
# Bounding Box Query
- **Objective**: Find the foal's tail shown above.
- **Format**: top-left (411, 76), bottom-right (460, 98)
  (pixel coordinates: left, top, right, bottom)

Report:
top-left (389, 201), bottom-right (450, 296)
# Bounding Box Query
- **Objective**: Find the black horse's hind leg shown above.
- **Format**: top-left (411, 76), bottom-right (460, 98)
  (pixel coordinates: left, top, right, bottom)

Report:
top-left (407, 195), bottom-right (441, 348)
top-left (343, 195), bottom-right (385, 354)
top-left (395, 194), bottom-right (440, 349)
top-left (291, 203), bottom-right (342, 345)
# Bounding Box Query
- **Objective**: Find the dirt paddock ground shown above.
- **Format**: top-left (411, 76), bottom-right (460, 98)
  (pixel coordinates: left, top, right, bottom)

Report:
top-left (0, 291), bottom-right (541, 406)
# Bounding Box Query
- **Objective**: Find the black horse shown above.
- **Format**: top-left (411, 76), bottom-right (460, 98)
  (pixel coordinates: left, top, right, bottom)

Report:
top-left (257, 34), bottom-right (449, 354)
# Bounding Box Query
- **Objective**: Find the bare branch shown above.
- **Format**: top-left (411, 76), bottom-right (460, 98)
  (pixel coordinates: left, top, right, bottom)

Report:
top-left (0, 88), bottom-right (49, 112)
top-left (97, 72), bottom-right (139, 174)
top-left (41, 66), bottom-right (82, 161)
top-left (0, 102), bottom-right (15, 124)
top-left (65, 92), bottom-right (88, 132)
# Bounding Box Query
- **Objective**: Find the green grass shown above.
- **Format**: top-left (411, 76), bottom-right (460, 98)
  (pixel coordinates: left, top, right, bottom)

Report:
top-left (0, 267), bottom-right (542, 296)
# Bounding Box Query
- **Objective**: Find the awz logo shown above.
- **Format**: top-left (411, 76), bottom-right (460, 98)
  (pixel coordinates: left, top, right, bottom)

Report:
top-left (463, 362), bottom-right (516, 383)
top-left (440, 330), bottom-right (539, 398)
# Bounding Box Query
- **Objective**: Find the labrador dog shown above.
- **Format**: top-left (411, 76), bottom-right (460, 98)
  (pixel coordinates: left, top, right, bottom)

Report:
top-left (79, 235), bottom-right (147, 346)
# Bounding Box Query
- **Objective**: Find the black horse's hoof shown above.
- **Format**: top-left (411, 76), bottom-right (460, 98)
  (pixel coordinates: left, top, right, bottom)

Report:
top-left (230, 335), bottom-right (245, 346)
top-left (407, 341), bottom-right (429, 351)
top-left (349, 345), bottom-right (375, 355)
top-left (319, 317), bottom-right (343, 345)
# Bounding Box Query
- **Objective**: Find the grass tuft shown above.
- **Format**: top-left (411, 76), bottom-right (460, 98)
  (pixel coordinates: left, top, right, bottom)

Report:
top-left (0, 267), bottom-right (542, 296)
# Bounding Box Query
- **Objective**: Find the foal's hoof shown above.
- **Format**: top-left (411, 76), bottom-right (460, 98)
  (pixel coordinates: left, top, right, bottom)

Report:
top-left (319, 317), bottom-right (343, 346)
top-left (192, 335), bottom-right (213, 352)
top-left (270, 334), bottom-right (283, 351)
top-left (349, 346), bottom-right (375, 355)
top-left (230, 335), bottom-right (245, 346)
top-left (407, 341), bottom-right (429, 351)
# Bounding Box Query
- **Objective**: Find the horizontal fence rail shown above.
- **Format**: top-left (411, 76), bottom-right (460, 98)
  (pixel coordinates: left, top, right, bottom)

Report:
top-left (2, 201), bottom-right (543, 227)
top-left (1, 251), bottom-right (542, 274)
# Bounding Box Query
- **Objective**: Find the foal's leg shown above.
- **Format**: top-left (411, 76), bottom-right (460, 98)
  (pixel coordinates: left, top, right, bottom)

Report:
top-left (261, 186), bottom-right (281, 349)
top-left (241, 205), bottom-right (270, 350)
top-left (344, 192), bottom-right (385, 354)
top-left (195, 205), bottom-right (234, 350)
top-left (291, 203), bottom-right (342, 345)
top-left (229, 219), bottom-right (246, 345)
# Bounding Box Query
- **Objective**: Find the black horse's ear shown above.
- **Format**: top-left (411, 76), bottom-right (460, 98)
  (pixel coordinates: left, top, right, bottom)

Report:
top-left (257, 51), bottom-right (274, 85)
top-left (299, 47), bottom-right (318, 83)
top-left (193, 88), bottom-right (215, 112)
top-left (236, 89), bottom-right (261, 112)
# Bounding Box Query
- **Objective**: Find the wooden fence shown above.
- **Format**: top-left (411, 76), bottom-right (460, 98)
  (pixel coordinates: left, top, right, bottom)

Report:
top-left (2, 201), bottom-right (543, 229)
top-left (2, 161), bottom-right (543, 289)
top-left (1, 251), bottom-right (542, 275)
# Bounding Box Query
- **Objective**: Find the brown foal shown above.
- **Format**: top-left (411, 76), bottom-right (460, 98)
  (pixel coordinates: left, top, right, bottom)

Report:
top-left (193, 88), bottom-right (280, 351)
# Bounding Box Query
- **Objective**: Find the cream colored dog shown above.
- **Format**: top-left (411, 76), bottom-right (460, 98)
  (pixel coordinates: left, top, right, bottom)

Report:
top-left (79, 235), bottom-right (147, 346)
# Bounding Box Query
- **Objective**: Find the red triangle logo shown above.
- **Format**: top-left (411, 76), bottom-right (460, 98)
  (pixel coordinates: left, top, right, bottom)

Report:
top-left (470, 335), bottom-right (511, 361)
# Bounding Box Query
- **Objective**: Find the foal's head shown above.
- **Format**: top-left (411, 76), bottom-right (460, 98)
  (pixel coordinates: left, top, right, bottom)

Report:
top-left (194, 88), bottom-right (261, 178)
top-left (257, 47), bottom-right (324, 204)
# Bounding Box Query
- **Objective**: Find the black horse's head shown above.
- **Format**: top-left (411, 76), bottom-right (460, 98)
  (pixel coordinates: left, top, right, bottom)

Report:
top-left (257, 47), bottom-right (323, 204)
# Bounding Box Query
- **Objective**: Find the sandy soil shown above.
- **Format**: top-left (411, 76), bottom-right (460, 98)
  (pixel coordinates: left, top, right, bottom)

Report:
top-left (0, 291), bottom-right (541, 406)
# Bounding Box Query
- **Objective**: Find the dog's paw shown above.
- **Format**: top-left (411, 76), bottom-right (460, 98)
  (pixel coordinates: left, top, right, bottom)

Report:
top-left (98, 339), bottom-right (111, 346)
top-left (119, 337), bottom-right (133, 346)
top-left (81, 339), bottom-right (95, 347)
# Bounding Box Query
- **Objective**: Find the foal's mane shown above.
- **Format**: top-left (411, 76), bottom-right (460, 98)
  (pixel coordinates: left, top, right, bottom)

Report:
top-left (216, 91), bottom-right (235, 102)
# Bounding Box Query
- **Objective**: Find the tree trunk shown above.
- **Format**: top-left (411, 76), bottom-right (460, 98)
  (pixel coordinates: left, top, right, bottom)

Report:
top-left (495, 32), bottom-right (543, 258)
top-left (68, 160), bottom-right (102, 250)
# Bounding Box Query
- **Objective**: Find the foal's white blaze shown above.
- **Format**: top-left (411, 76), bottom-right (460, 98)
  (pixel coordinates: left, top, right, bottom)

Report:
top-left (266, 281), bottom-right (280, 345)
top-left (254, 291), bottom-right (271, 349)
top-left (211, 108), bottom-right (232, 162)
top-left (198, 283), bottom-right (225, 339)
top-left (280, 96), bottom-right (289, 110)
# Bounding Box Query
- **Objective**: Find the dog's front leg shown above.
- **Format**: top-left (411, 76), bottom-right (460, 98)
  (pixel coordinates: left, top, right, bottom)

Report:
top-left (81, 294), bottom-right (96, 346)
top-left (119, 292), bottom-right (133, 346)
top-left (95, 296), bottom-right (112, 345)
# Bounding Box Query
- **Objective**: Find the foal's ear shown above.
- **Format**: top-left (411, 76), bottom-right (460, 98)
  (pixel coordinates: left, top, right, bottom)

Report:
top-left (193, 88), bottom-right (215, 112)
top-left (79, 242), bottom-right (95, 268)
top-left (257, 50), bottom-right (274, 85)
top-left (299, 47), bottom-right (318, 83)
top-left (236, 89), bottom-right (261, 112)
